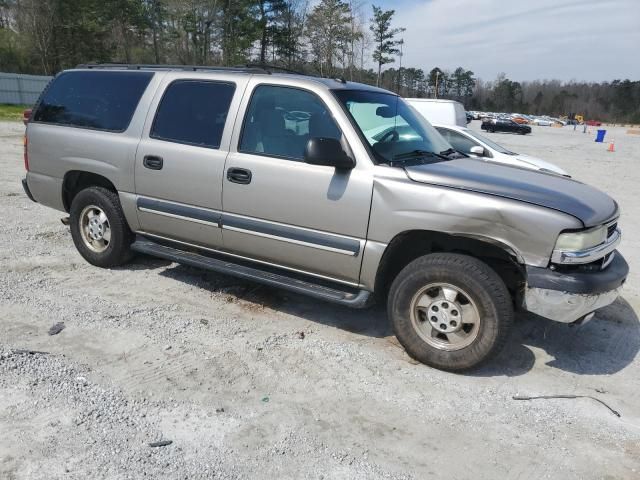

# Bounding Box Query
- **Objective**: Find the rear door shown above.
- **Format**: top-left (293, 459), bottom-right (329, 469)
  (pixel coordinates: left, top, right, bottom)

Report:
top-left (134, 73), bottom-right (249, 248)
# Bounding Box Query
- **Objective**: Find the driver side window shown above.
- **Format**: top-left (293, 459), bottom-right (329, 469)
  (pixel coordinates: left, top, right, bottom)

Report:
top-left (239, 85), bottom-right (342, 161)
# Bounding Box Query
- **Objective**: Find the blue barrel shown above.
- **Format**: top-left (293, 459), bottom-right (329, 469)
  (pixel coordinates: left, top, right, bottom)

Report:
top-left (595, 129), bottom-right (606, 142)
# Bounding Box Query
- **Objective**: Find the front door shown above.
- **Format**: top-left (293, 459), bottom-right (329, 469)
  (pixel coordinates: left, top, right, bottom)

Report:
top-left (221, 82), bottom-right (374, 284)
top-left (135, 74), bottom-right (248, 248)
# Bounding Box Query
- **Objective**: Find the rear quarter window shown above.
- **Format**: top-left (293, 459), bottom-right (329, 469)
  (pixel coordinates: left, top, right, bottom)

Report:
top-left (32, 71), bottom-right (153, 132)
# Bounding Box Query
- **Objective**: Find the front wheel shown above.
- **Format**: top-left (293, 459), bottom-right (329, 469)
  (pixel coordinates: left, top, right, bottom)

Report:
top-left (388, 253), bottom-right (513, 371)
top-left (69, 187), bottom-right (134, 268)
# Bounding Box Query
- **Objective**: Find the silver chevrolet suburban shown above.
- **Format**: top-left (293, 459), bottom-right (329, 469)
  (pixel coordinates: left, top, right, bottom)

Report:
top-left (22, 64), bottom-right (628, 371)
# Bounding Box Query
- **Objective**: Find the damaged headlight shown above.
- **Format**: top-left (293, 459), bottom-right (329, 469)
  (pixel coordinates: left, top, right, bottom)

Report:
top-left (555, 225), bottom-right (607, 251)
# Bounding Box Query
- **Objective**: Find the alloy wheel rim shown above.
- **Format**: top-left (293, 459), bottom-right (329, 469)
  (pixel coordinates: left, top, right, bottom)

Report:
top-left (410, 282), bottom-right (481, 351)
top-left (79, 205), bottom-right (111, 253)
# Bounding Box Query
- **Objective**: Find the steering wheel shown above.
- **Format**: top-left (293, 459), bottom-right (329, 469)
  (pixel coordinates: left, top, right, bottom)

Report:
top-left (377, 129), bottom-right (399, 143)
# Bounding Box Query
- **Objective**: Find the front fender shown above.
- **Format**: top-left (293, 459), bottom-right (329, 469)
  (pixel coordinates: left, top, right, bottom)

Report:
top-left (358, 170), bottom-right (583, 290)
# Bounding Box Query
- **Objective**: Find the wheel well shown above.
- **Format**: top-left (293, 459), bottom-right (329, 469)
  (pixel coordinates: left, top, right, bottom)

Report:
top-left (62, 171), bottom-right (117, 212)
top-left (374, 230), bottom-right (525, 303)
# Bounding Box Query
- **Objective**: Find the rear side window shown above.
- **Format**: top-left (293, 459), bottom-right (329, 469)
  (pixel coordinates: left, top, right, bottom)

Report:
top-left (33, 71), bottom-right (153, 132)
top-left (151, 80), bottom-right (236, 149)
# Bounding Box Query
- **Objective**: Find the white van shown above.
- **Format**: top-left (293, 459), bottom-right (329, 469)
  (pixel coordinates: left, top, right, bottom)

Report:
top-left (405, 98), bottom-right (467, 128)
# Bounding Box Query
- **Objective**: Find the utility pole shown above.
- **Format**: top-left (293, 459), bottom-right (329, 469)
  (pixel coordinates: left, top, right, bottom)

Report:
top-left (435, 70), bottom-right (440, 99)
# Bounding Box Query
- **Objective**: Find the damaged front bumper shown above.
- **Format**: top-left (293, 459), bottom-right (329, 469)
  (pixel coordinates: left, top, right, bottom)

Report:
top-left (523, 251), bottom-right (628, 323)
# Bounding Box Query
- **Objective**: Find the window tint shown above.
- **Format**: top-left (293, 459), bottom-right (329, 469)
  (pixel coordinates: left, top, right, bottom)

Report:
top-left (436, 128), bottom-right (480, 154)
top-left (33, 71), bottom-right (153, 132)
top-left (239, 85), bottom-right (342, 161)
top-left (151, 80), bottom-right (235, 149)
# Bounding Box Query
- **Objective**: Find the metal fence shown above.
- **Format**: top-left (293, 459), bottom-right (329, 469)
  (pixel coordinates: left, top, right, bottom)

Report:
top-left (0, 72), bottom-right (52, 105)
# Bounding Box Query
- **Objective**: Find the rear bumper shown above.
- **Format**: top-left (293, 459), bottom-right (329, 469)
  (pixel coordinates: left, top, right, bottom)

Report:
top-left (22, 172), bottom-right (65, 212)
top-left (22, 177), bottom-right (36, 202)
top-left (523, 252), bottom-right (628, 323)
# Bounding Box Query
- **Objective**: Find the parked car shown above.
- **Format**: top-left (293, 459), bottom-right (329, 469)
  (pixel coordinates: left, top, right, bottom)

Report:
top-left (586, 120), bottom-right (602, 126)
top-left (531, 118), bottom-right (553, 126)
top-left (434, 124), bottom-right (569, 175)
top-left (510, 115), bottom-right (529, 124)
top-left (405, 98), bottom-right (468, 128)
top-left (22, 65), bottom-right (627, 372)
top-left (481, 118), bottom-right (531, 134)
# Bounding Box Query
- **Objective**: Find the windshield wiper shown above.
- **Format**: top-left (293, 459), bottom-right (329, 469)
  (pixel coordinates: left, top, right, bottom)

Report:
top-left (439, 148), bottom-right (466, 159)
top-left (388, 149), bottom-right (451, 167)
top-left (392, 149), bottom-right (441, 161)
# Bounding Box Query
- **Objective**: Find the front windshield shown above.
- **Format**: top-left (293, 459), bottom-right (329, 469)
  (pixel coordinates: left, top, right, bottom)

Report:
top-left (465, 129), bottom-right (516, 155)
top-left (333, 90), bottom-right (452, 163)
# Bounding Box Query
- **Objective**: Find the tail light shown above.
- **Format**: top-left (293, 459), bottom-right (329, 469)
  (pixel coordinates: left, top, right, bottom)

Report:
top-left (23, 108), bottom-right (32, 126)
top-left (23, 135), bottom-right (29, 171)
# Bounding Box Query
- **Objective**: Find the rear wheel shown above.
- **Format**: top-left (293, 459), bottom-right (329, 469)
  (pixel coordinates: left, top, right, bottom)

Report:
top-left (388, 253), bottom-right (513, 371)
top-left (69, 187), bottom-right (134, 268)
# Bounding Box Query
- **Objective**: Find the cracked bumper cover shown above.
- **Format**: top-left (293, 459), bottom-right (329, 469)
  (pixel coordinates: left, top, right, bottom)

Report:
top-left (523, 251), bottom-right (628, 323)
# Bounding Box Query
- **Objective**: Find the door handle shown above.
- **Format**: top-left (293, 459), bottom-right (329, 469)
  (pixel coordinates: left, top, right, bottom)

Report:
top-left (143, 155), bottom-right (163, 170)
top-left (227, 167), bottom-right (252, 185)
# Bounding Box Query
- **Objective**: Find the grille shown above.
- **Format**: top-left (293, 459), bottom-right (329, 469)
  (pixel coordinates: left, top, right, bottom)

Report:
top-left (607, 222), bottom-right (617, 238)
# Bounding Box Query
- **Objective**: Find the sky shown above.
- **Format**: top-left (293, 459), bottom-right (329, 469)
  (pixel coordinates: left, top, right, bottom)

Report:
top-left (370, 0), bottom-right (640, 82)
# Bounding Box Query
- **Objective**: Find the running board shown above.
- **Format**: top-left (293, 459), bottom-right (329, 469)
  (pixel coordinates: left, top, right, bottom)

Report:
top-left (130, 236), bottom-right (372, 308)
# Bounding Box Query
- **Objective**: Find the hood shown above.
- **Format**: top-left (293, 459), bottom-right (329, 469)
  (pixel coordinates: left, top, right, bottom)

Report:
top-left (513, 153), bottom-right (569, 176)
top-left (404, 158), bottom-right (617, 227)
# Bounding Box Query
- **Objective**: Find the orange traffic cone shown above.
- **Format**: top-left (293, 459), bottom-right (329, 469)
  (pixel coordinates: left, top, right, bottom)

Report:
top-left (607, 141), bottom-right (615, 152)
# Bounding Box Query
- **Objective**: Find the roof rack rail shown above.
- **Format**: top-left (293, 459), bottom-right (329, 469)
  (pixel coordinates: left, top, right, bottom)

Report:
top-left (75, 63), bottom-right (269, 74)
top-left (74, 63), bottom-right (333, 82)
top-left (244, 63), bottom-right (317, 77)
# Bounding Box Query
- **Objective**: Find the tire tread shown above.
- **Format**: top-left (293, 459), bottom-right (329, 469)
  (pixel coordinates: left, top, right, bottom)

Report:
top-left (388, 253), bottom-right (513, 371)
top-left (69, 186), bottom-right (134, 268)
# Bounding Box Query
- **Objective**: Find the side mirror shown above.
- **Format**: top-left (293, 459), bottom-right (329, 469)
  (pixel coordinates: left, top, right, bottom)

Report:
top-left (304, 137), bottom-right (355, 169)
top-left (469, 145), bottom-right (485, 157)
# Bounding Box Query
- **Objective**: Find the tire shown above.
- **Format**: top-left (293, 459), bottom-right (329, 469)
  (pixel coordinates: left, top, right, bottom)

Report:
top-left (69, 186), bottom-right (134, 268)
top-left (387, 253), bottom-right (513, 372)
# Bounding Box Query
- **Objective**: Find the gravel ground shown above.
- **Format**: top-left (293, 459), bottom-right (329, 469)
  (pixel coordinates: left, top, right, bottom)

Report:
top-left (1, 120), bottom-right (639, 479)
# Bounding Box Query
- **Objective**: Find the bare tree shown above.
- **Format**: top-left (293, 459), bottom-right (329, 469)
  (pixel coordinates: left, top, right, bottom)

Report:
top-left (15, 0), bottom-right (55, 74)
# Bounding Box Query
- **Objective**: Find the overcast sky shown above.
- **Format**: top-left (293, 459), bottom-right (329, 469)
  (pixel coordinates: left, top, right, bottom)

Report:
top-left (371, 0), bottom-right (639, 82)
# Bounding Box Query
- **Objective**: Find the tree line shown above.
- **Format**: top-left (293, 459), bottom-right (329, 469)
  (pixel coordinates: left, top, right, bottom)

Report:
top-left (0, 0), bottom-right (638, 123)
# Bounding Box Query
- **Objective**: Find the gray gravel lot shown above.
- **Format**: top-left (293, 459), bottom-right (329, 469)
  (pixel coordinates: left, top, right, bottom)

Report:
top-left (1, 120), bottom-right (639, 479)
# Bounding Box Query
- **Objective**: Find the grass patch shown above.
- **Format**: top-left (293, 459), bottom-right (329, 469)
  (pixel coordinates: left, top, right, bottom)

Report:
top-left (0, 104), bottom-right (29, 122)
